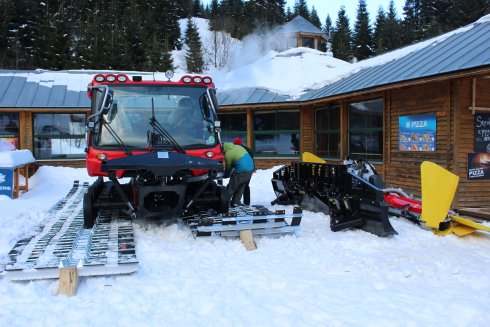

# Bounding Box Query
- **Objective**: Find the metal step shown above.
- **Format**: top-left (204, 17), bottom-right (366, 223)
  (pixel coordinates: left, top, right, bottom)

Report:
top-left (1, 182), bottom-right (138, 281)
top-left (184, 205), bottom-right (302, 237)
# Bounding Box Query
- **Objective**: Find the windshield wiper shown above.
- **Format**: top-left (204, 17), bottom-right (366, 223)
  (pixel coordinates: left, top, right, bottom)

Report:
top-left (102, 121), bottom-right (133, 156)
top-left (148, 98), bottom-right (185, 154)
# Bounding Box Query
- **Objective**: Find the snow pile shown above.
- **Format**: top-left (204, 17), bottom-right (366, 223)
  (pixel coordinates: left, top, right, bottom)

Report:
top-left (0, 149), bottom-right (35, 167)
top-left (0, 166), bottom-right (490, 326)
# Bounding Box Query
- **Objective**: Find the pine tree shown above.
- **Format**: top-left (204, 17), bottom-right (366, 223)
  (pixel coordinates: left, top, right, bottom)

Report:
top-left (331, 6), bottom-right (352, 62)
top-left (402, 0), bottom-right (423, 44)
top-left (285, 6), bottom-right (294, 21)
top-left (294, 0), bottom-right (309, 20)
top-left (192, 0), bottom-right (203, 17)
top-left (451, 0), bottom-right (490, 27)
top-left (383, 0), bottom-right (402, 51)
top-left (310, 6), bottom-right (322, 29)
top-left (323, 15), bottom-right (334, 41)
top-left (352, 0), bottom-right (373, 61)
top-left (373, 7), bottom-right (387, 54)
top-left (185, 18), bottom-right (204, 73)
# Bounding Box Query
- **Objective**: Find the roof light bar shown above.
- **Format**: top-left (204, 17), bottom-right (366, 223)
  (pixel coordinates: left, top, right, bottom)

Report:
top-left (94, 74), bottom-right (105, 83)
top-left (116, 74), bottom-right (128, 82)
top-left (106, 74), bottom-right (116, 82)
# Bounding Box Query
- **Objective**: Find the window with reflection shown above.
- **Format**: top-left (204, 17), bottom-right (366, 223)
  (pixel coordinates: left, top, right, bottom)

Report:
top-left (348, 98), bottom-right (383, 161)
top-left (0, 113), bottom-right (20, 149)
top-left (253, 110), bottom-right (300, 156)
top-left (33, 113), bottom-right (86, 160)
top-left (219, 112), bottom-right (247, 145)
top-left (302, 37), bottom-right (314, 49)
top-left (315, 104), bottom-right (340, 159)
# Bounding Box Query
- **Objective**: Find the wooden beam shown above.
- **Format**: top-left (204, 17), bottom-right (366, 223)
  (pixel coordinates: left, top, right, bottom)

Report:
top-left (239, 230), bottom-right (257, 250)
top-left (56, 267), bottom-right (79, 297)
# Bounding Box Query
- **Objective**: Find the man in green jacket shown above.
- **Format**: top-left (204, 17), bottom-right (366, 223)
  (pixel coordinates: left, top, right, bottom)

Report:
top-left (222, 142), bottom-right (254, 207)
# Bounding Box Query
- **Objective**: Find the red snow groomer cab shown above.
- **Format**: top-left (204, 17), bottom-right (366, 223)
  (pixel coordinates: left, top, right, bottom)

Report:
top-left (83, 72), bottom-right (228, 228)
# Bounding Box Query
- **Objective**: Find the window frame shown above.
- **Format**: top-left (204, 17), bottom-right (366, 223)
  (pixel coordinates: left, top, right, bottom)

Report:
top-left (314, 104), bottom-right (341, 160)
top-left (252, 109), bottom-right (301, 158)
top-left (32, 113), bottom-right (87, 160)
top-left (0, 112), bottom-right (20, 149)
top-left (219, 111), bottom-right (248, 145)
top-left (347, 98), bottom-right (384, 162)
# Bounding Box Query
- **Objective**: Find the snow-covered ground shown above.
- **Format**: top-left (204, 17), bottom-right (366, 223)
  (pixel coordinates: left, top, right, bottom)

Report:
top-left (0, 166), bottom-right (489, 326)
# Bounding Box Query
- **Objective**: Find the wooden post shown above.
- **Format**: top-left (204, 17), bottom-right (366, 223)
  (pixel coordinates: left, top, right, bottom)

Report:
top-left (239, 229), bottom-right (257, 250)
top-left (56, 267), bottom-right (79, 296)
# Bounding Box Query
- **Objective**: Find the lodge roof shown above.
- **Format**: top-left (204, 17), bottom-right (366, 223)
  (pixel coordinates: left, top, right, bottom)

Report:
top-left (276, 15), bottom-right (327, 38)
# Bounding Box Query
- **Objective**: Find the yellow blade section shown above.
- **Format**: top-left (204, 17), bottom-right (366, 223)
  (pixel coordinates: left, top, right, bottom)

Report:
top-left (301, 152), bottom-right (326, 163)
top-left (450, 215), bottom-right (490, 233)
top-left (420, 161), bottom-right (460, 229)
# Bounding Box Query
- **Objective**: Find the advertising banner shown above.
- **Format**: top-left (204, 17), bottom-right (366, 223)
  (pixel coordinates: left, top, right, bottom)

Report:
top-left (475, 113), bottom-right (490, 153)
top-left (0, 168), bottom-right (14, 197)
top-left (467, 153), bottom-right (490, 180)
top-left (399, 114), bottom-right (436, 152)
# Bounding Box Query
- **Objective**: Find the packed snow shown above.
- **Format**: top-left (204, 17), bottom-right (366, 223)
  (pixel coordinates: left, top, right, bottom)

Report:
top-left (0, 166), bottom-right (489, 326)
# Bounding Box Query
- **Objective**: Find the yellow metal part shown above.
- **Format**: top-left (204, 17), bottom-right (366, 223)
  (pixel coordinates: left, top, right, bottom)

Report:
top-left (420, 161), bottom-right (459, 229)
top-left (301, 152), bottom-right (326, 163)
top-left (419, 161), bottom-right (490, 236)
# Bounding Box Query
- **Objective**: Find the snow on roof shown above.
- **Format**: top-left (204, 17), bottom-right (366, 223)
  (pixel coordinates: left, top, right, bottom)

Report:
top-left (277, 15), bottom-right (327, 37)
top-left (0, 149), bottom-right (35, 167)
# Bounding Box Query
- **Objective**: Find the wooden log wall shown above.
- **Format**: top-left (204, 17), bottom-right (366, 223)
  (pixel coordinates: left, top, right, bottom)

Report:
top-left (452, 77), bottom-right (490, 208)
top-left (385, 81), bottom-right (452, 198)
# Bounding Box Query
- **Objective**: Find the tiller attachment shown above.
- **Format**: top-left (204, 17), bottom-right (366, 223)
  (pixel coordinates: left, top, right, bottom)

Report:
top-left (271, 161), bottom-right (397, 237)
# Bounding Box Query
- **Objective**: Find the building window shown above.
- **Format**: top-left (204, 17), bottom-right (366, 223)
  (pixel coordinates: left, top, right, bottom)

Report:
top-left (0, 113), bottom-right (20, 149)
top-left (348, 98), bottom-right (383, 161)
top-left (315, 104), bottom-right (340, 159)
top-left (302, 37), bottom-right (314, 49)
top-left (253, 110), bottom-right (300, 156)
top-left (33, 113), bottom-right (86, 160)
top-left (219, 112), bottom-right (247, 145)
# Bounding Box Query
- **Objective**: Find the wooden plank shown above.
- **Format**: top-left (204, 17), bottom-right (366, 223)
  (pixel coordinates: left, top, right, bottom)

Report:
top-left (456, 208), bottom-right (490, 221)
top-left (240, 230), bottom-right (257, 250)
top-left (56, 267), bottom-right (79, 297)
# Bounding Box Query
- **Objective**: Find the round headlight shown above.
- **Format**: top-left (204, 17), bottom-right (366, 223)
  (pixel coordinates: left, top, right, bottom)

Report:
top-left (205, 151), bottom-right (214, 158)
top-left (117, 74), bottom-right (128, 82)
top-left (183, 76), bottom-right (192, 83)
top-left (193, 77), bottom-right (202, 83)
top-left (96, 153), bottom-right (107, 160)
top-left (203, 77), bottom-right (212, 84)
top-left (106, 75), bottom-right (116, 82)
top-left (94, 74), bottom-right (105, 83)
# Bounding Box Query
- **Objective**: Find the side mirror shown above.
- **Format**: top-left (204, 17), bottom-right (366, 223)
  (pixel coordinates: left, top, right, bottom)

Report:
top-left (200, 94), bottom-right (211, 119)
top-left (101, 89), bottom-right (114, 115)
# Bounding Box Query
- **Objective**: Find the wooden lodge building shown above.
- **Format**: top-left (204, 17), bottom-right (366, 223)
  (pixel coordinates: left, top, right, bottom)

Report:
top-left (0, 17), bottom-right (489, 209)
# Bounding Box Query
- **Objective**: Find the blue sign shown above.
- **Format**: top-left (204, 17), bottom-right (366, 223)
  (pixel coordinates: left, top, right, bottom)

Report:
top-left (0, 168), bottom-right (14, 197)
top-left (399, 114), bottom-right (436, 152)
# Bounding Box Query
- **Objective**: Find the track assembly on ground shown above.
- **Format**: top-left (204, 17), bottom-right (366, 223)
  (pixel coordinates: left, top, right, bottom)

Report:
top-left (184, 205), bottom-right (302, 237)
top-left (1, 181), bottom-right (138, 281)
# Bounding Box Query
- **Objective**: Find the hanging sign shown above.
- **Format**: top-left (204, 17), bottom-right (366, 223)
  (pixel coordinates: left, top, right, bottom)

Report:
top-left (399, 114), bottom-right (436, 152)
top-left (467, 153), bottom-right (490, 180)
top-left (475, 113), bottom-right (490, 153)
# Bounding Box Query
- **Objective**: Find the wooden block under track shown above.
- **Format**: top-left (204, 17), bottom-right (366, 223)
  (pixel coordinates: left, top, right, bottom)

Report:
top-left (56, 267), bottom-right (79, 296)
top-left (240, 229), bottom-right (257, 250)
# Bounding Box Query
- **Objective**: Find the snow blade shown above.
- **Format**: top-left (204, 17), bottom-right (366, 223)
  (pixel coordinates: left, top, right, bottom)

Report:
top-left (418, 161), bottom-right (490, 237)
top-left (420, 161), bottom-right (459, 229)
top-left (271, 161), bottom-right (397, 237)
top-left (1, 181), bottom-right (138, 281)
top-left (184, 205), bottom-right (302, 237)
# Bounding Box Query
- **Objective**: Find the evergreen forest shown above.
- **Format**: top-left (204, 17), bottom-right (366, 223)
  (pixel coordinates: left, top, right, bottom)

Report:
top-left (1, 0), bottom-right (488, 71)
